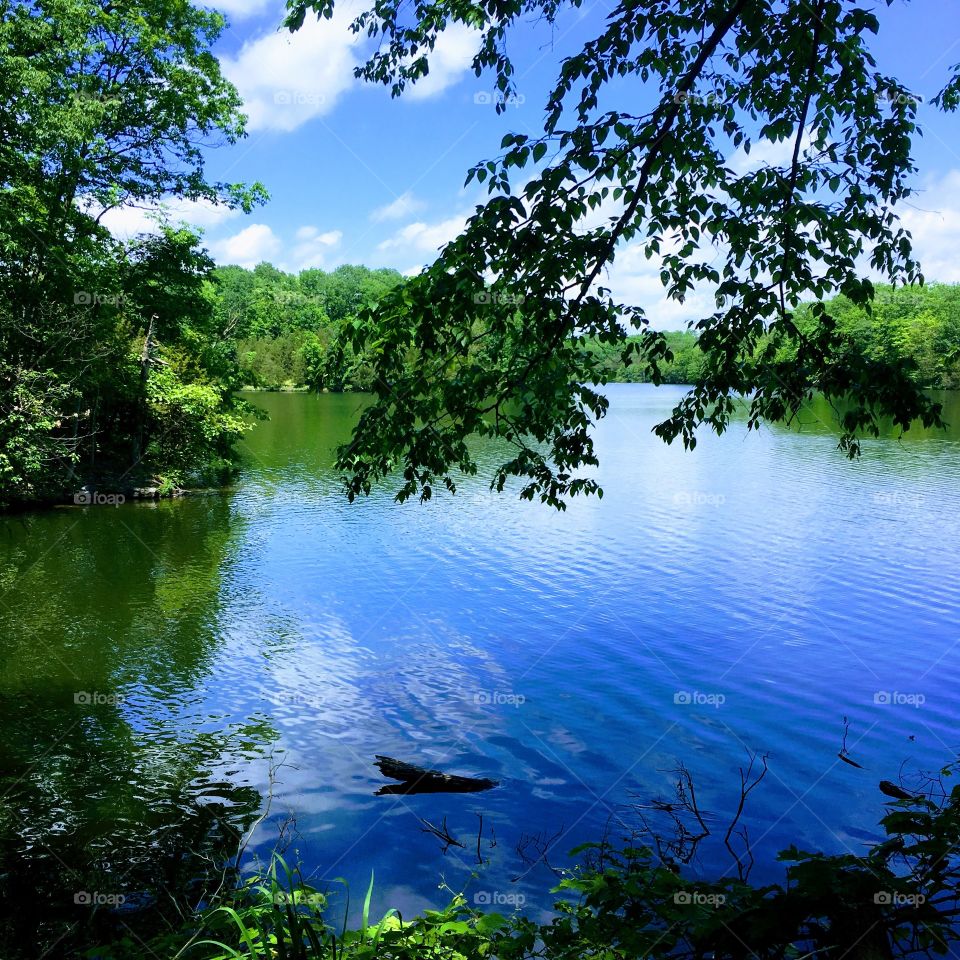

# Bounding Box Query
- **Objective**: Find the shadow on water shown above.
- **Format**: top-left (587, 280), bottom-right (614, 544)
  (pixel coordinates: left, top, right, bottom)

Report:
top-left (0, 496), bottom-right (276, 958)
top-left (766, 389), bottom-right (960, 444)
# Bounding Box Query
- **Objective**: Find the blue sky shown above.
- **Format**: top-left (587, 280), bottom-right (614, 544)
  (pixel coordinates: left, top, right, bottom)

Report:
top-left (106, 0), bottom-right (960, 325)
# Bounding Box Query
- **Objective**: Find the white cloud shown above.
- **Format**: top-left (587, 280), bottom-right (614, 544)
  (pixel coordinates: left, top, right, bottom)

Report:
top-left (899, 169), bottom-right (960, 282)
top-left (290, 225), bottom-right (343, 269)
top-left (728, 127), bottom-right (816, 177)
top-left (220, 12), bottom-right (476, 134)
top-left (601, 237), bottom-right (717, 330)
top-left (373, 200), bottom-right (707, 324)
top-left (93, 198), bottom-right (240, 239)
top-left (404, 23), bottom-right (478, 100)
top-left (599, 166), bottom-right (960, 322)
top-left (221, 11), bottom-right (360, 132)
top-left (207, 223), bottom-right (344, 271)
top-left (370, 192), bottom-right (426, 223)
top-left (204, 0), bottom-right (273, 21)
top-left (373, 201), bottom-right (707, 326)
top-left (377, 214), bottom-right (467, 254)
top-left (211, 223), bottom-right (282, 267)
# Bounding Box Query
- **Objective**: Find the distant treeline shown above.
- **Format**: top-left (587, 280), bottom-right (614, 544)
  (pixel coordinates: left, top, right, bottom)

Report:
top-left (588, 283), bottom-right (960, 388)
top-left (797, 283), bottom-right (960, 390)
top-left (589, 330), bottom-right (704, 384)
top-left (223, 263), bottom-right (710, 390)
top-left (227, 269), bottom-right (960, 392)
top-left (5, 246), bottom-right (959, 509)
top-left (214, 263), bottom-right (403, 391)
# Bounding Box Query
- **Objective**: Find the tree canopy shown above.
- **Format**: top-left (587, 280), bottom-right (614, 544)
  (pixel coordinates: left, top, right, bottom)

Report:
top-left (0, 0), bottom-right (264, 505)
top-left (286, 0), bottom-right (960, 508)
top-left (214, 262), bottom-right (404, 391)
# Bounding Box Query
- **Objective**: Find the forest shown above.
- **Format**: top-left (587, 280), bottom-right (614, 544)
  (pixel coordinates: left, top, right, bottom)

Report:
top-left (3, 246), bottom-right (958, 510)
top-left (231, 268), bottom-right (960, 393)
top-left (593, 283), bottom-right (960, 388)
top-left (0, 0), bottom-right (955, 508)
top-left (217, 263), bottom-right (403, 391)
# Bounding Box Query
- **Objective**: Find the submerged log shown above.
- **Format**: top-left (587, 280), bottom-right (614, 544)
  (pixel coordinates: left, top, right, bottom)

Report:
top-left (878, 779), bottom-right (916, 801)
top-left (373, 755), bottom-right (498, 795)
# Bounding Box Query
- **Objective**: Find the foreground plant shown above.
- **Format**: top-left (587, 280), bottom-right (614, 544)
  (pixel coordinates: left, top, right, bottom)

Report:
top-left (92, 768), bottom-right (960, 959)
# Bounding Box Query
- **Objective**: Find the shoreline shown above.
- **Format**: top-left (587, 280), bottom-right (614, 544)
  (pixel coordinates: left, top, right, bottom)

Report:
top-left (1, 484), bottom-right (231, 516)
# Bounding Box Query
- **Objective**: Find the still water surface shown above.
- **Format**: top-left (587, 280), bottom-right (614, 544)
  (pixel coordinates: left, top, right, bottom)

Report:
top-left (2, 385), bottom-right (960, 933)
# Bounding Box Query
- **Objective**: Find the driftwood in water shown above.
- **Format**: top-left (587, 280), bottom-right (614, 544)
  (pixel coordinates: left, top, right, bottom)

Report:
top-left (879, 779), bottom-right (916, 801)
top-left (373, 755), bottom-right (498, 795)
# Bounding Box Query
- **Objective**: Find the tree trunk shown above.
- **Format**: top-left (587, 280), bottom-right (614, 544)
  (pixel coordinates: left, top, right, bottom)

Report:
top-left (131, 315), bottom-right (156, 471)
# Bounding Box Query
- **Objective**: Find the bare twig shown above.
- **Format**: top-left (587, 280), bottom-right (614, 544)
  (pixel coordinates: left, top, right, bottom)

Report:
top-left (475, 814), bottom-right (487, 866)
top-left (514, 826), bottom-right (565, 878)
top-left (630, 762), bottom-right (713, 867)
top-left (419, 816), bottom-right (464, 855)
top-left (723, 752), bottom-right (769, 881)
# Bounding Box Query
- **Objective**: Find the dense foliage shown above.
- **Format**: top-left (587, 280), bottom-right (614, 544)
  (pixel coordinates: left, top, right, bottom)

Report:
top-left (593, 284), bottom-right (960, 388)
top-left (286, 0), bottom-right (960, 507)
top-left (791, 283), bottom-right (960, 390)
top-left (0, 0), bottom-right (263, 506)
top-left (589, 331), bottom-right (705, 385)
top-left (214, 263), bottom-right (404, 391)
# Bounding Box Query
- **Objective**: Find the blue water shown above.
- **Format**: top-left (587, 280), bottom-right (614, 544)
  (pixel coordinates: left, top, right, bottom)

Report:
top-left (220, 385), bottom-right (960, 916)
top-left (3, 383), bottom-right (959, 928)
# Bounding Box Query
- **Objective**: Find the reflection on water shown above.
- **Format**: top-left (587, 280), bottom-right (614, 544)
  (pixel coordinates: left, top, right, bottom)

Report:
top-left (0, 497), bottom-right (275, 956)
top-left (2, 385), bottom-right (960, 955)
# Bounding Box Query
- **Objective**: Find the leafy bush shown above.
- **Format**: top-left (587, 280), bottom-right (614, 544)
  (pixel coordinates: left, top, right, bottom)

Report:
top-left (91, 771), bottom-right (960, 960)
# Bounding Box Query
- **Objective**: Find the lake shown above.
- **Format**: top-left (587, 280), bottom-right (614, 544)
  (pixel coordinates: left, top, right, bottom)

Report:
top-left (2, 384), bottom-right (960, 949)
